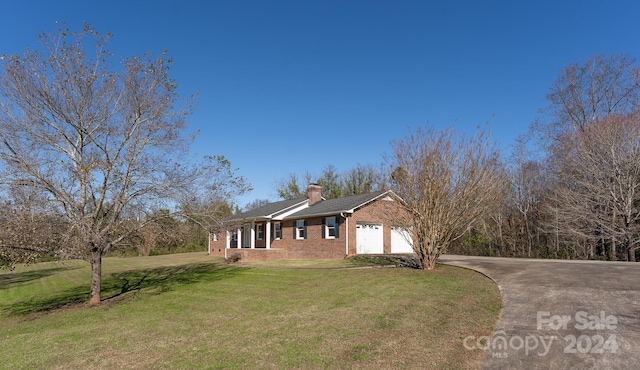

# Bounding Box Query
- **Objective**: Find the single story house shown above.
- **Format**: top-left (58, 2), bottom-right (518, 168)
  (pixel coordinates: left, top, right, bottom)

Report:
top-left (208, 184), bottom-right (413, 262)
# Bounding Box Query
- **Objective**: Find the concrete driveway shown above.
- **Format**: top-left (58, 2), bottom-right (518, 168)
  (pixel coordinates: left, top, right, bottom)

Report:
top-left (438, 255), bottom-right (640, 370)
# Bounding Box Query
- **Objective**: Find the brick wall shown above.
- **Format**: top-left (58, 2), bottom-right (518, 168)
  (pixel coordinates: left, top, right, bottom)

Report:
top-left (348, 196), bottom-right (407, 254)
top-left (226, 248), bottom-right (288, 261)
top-left (280, 218), bottom-right (347, 259)
top-left (209, 236), bottom-right (226, 256)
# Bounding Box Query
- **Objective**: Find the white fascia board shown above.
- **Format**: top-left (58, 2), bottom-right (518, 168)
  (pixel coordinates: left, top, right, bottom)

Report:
top-left (266, 199), bottom-right (309, 218)
top-left (345, 190), bottom-right (394, 213)
top-left (357, 190), bottom-right (403, 209)
top-left (272, 202), bottom-right (309, 220)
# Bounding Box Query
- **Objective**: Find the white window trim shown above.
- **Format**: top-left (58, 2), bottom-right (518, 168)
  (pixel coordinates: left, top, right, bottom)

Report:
top-left (325, 216), bottom-right (337, 239)
top-left (274, 222), bottom-right (282, 240)
top-left (257, 224), bottom-right (264, 240)
top-left (296, 220), bottom-right (305, 240)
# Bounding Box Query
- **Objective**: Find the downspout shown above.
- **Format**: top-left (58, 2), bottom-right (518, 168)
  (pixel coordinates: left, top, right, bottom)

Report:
top-left (341, 212), bottom-right (349, 256)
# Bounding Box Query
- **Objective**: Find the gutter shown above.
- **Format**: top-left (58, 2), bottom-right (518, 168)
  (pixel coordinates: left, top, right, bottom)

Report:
top-left (341, 212), bottom-right (349, 257)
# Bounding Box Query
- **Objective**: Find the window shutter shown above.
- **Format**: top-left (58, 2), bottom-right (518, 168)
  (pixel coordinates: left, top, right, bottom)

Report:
top-left (335, 216), bottom-right (340, 238)
top-left (322, 218), bottom-right (326, 239)
top-left (293, 220), bottom-right (297, 239)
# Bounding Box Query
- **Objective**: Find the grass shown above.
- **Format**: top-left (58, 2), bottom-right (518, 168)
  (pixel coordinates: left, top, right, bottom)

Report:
top-left (0, 253), bottom-right (501, 369)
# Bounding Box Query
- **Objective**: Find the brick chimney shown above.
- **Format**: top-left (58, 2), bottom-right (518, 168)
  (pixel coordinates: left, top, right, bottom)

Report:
top-left (307, 184), bottom-right (323, 206)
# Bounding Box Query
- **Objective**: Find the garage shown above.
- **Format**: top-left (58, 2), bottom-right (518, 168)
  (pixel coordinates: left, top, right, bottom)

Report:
top-left (356, 223), bottom-right (384, 254)
top-left (391, 226), bottom-right (414, 253)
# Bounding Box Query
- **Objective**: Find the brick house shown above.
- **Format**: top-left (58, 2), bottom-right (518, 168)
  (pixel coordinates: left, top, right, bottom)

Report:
top-left (208, 185), bottom-right (413, 262)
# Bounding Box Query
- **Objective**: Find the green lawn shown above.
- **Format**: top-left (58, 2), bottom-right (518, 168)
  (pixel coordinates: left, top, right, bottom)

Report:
top-left (0, 253), bottom-right (501, 369)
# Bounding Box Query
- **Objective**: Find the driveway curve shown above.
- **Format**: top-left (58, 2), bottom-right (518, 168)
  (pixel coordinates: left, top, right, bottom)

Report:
top-left (438, 255), bottom-right (640, 370)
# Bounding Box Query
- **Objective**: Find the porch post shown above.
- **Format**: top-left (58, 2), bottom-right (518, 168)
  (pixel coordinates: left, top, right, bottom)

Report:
top-left (265, 221), bottom-right (271, 249)
top-left (250, 221), bottom-right (256, 249)
top-left (237, 227), bottom-right (242, 249)
top-left (225, 230), bottom-right (231, 249)
top-left (345, 216), bottom-right (349, 256)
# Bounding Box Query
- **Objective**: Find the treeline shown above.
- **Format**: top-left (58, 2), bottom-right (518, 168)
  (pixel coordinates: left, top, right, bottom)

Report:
top-left (117, 211), bottom-right (210, 257)
top-left (0, 205), bottom-right (217, 263)
top-left (451, 115), bottom-right (640, 261)
top-left (455, 54), bottom-right (640, 262)
top-left (275, 164), bottom-right (384, 200)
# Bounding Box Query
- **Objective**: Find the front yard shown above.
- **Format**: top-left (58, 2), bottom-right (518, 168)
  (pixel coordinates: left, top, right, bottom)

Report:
top-left (0, 253), bottom-right (501, 369)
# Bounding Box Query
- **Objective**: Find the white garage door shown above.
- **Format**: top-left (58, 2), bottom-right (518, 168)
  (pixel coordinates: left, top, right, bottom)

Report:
top-left (356, 223), bottom-right (384, 254)
top-left (391, 226), bottom-right (413, 253)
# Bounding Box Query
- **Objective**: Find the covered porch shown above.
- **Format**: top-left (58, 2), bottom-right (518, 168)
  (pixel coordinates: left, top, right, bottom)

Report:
top-left (224, 220), bottom-right (282, 249)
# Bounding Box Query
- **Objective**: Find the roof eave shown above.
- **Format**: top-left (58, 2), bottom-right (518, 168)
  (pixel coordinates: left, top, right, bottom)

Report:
top-left (284, 210), bottom-right (354, 220)
top-left (224, 199), bottom-right (309, 223)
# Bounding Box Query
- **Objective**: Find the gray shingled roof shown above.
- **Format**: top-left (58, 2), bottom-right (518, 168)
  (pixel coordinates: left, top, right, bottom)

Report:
top-left (225, 197), bottom-right (307, 221)
top-left (285, 190), bottom-right (390, 219)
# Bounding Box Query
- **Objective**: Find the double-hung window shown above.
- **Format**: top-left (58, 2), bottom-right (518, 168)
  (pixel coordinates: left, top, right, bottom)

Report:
top-left (273, 222), bottom-right (282, 239)
top-left (257, 224), bottom-right (264, 240)
top-left (324, 216), bottom-right (337, 239)
top-left (295, 220), bottom-right (306, 239)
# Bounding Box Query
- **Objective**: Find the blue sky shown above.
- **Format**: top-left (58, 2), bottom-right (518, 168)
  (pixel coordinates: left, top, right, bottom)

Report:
top-left (3, 1), bottom-right (639, 206)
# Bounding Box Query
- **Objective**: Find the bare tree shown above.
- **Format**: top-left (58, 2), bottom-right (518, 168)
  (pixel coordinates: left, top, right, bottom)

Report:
top-left (506, 136), bottom-right (548, 257)
top-left (177, 155), bottom-right (249, 245)
top-left (388, 125), bottom-right (503, 270)
top-left (244, 199), bottom-right (271, 211)
top-left (546, 114), bottom-right (640, 261)
top-left (537, 54), bottom-right (640, 140)
top-left (0, 24), bottom-right (247, 304)
top-left (529, 55), bottom-right (640, 262)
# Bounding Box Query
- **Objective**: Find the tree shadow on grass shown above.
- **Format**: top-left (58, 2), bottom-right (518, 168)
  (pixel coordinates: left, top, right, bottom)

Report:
top-left (102, 263), bottom-right (241, 299)
top-left (0, 266), bottom-right (81, 290)
top-left (3, 285), bottom-right (91, 318)
top-left (2, 263), bottom-right (242, 317)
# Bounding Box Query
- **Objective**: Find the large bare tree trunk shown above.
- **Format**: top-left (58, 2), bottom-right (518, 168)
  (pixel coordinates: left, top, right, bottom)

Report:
top-left (415, 236), bottom-right (441, 270)
top-left (610, 211), bottom-right (617, 261)
top-left (423, 251), bottom-right (439, 270)
top-left (626, 233), bottom-right (636, 262)
top-left (89, 250), bottom-right (102, 306)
